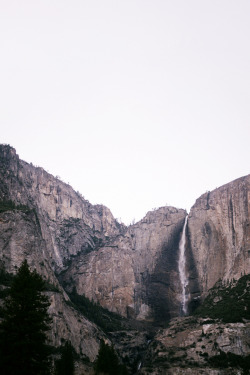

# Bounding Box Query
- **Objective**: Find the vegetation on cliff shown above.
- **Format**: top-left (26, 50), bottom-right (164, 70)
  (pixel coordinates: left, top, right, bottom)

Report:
top-left (68, 288), bottom-right (125, 333)
top-left (0, 200), bottom-right (31, 213)
top-left (208, 351), bottom-right (250, 373)
top-left (194, 274), bottom-right (250, 322)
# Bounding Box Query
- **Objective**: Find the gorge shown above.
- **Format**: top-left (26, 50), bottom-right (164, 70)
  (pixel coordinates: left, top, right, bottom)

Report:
top-left (0, 144), bottom-right (249, 374)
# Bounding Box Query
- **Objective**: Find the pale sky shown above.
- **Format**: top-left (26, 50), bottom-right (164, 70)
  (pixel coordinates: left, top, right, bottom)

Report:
top-left (1, 0), bottom-right (249, 224)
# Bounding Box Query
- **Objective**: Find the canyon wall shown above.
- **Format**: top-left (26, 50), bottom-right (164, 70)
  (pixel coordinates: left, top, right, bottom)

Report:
top-left (61, 207), bottom-right (187, 322)
top-left (186, 175), bottom-right (250, 301)
top-left (0, 145), bottom-right (187, 323)
top-left (0, 207), bottom-right (103, 361)
top-left (0, 145), bottom-right (122, 270)
top-left (0, 144), bottom-right (249, 326)
top-left (0, 145), bottom-right (119, 359)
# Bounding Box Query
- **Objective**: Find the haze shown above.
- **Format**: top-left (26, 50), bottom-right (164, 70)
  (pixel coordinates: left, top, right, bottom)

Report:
top-left (1, 1), bottom-right (249, 224)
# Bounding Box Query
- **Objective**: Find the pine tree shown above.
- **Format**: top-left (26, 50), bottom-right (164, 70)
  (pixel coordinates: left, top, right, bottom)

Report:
top-left (55, 341), bottom-right (75, 375)
top-left (0, 260), bottom-right (52, 375)
top-left (95, 340), bottom-right (128, 375)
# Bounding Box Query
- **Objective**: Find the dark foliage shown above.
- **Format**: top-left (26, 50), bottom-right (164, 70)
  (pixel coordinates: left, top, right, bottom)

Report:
top-left (0, 200), bottom-right (31, 213)
top-left (43, 281), bottom-right (60, 293)
top-left (194, 274), bottom-right (250, 322)
top-left (209, 351), bottom-right (250, 374)
top-left (94, 340), bottom-right (128, 375)
top-left (55, 341), bottom-right (75, 375)
top-left (0, 268), bottom-right (14, 299)
top-left (0, 267), bottom-right (14, 286)
top-left (68, 289), bottom-right (124, 332)
top-left (0, 268), bottom-right (59, 300)
top-left (0, 260), bottom-right (52, 375)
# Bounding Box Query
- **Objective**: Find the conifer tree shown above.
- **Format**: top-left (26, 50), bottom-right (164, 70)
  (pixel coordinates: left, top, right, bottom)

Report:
top-left (95, 339), bottom-right (127, 375)
top-left (0, 260), bottom-right (52, 375)
top-left (55, 341), bottom-right (75, 375)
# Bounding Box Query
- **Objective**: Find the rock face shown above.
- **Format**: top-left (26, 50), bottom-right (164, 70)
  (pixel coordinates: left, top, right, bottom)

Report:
top-left (0, 144), bottom-right (250, 371)
top-left (0, 145), bottom-right (122, 270)
top-left (1, 145), bottom-right (249, 320)
top-left (141, 316), bottom-right (250, 375)
top-left (61, 207), bottom-right (187, 322)
top-left (0, 145), bottom-right (189, 322)
top-left (0, 145), bottom-right (117, 360)
top-left (186, 176), bottom-right (250, 306)
top-left (0, 206), bottom-right (103, 361)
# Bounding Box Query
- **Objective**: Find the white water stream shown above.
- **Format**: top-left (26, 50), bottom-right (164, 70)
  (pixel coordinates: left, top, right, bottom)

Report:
top-left (178, 215), bottom-right (189, 315)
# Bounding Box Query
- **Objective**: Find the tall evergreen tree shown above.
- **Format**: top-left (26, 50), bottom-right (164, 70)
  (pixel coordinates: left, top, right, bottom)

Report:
top-left (95, 340), bottom-right (128, 375)
top-left (0, 260), bottom-right (52, 375)
top-left (55, 341), bottom-right (75, 375)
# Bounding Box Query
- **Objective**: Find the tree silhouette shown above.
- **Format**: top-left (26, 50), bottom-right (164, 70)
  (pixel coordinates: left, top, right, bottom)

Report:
top-left (95, 340), bottom-right (127, 375)
top-left (55, 341), bottom-right (75, 375)
top-left (0, 260), bottom-right (52, 375)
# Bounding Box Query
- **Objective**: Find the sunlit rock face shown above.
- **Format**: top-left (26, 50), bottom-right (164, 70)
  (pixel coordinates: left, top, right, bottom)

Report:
top-left (186, 175), bottom-right (250, 304)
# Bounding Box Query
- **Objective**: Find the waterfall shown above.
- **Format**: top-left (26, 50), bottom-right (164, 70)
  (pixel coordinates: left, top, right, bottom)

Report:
top-left (178, 215), bottom-right (189, 315)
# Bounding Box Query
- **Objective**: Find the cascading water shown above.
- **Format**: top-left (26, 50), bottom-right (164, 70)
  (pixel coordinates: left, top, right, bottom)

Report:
top-left (178, 215), bottom-right (189, 315)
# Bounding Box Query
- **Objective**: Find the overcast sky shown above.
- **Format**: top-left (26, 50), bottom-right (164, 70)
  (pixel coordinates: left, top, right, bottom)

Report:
top-left (1, 1), bottom-right (249, 224)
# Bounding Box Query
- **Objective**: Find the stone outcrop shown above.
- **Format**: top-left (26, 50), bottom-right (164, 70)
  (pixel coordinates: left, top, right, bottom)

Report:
top-left (186, 175), bottom-right (250, 305)
top-left (140, 316), bottom-right (250, 374)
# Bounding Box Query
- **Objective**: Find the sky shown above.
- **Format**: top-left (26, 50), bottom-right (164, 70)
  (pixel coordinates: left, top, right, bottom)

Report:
top-left (1, 0), bottom-right (249, 225)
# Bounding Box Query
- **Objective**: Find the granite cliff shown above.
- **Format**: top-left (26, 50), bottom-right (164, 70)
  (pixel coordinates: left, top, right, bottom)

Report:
top-left (185, 175), bottom-right (250, 310)
top-left (60, 206), bottom-right (187, 322)
top-left (0, 144), bottom-right (249, 374)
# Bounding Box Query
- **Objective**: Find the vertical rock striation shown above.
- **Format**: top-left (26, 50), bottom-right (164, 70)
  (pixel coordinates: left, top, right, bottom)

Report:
top-left (61, 207), bottom-right (187, 321)
top-left (187, 175), bottom-right (250, 301)
top-left (0, 145), bottom-right (122, 271)
top-left (0, 145), bottom-right (120, 358)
